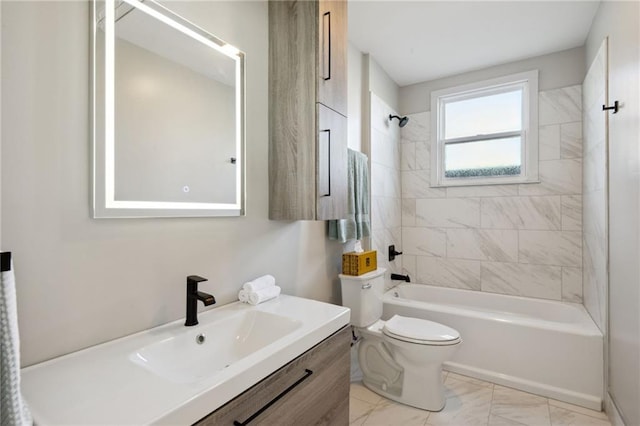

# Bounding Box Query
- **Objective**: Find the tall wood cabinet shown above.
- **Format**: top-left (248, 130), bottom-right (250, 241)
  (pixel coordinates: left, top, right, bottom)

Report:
top-left (269, 0), bottom-right (348, 220)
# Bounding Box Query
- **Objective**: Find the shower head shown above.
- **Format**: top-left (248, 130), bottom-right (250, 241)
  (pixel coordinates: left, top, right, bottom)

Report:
top-left (389, 114), bottom-right (409, 128)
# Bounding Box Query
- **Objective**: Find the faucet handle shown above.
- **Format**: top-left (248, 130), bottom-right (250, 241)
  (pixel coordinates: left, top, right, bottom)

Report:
top-left (388, 245), bottom-right (403, 261)
top-left (187, 275), bottom-right (208, 285)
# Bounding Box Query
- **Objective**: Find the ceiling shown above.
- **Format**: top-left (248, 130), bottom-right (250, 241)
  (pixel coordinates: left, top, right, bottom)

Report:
top-left (348, 1), bottom-right (600, 87)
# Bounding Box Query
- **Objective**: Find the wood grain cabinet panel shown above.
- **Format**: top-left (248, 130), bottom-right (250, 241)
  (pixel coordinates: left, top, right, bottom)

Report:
top-left (269, 0), bottom-right (348, 221)
top-left (317, 0), bottom-right (348, 117)
top-left (194, 326), bottom-right (351, 426)
top-left (317, 104), bottom-right (348, 221)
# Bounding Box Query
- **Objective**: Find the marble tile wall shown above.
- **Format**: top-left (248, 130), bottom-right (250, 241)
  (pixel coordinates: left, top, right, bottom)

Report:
top-left (370, 93), bottom-right (403, 281)
top-left (399, 85), bottom-right (583, 302)
top-left (582, 42), bottom-right (608, 332)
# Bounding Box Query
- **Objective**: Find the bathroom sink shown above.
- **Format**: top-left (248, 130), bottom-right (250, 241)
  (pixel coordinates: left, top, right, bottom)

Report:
top-left (21, 295), bottom-right (350, 425)
top-left (130, 310), bottom-right (301, 383)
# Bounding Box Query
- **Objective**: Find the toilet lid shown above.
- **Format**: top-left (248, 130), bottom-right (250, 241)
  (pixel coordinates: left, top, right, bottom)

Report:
top-left (382, 315), bottom-right (460, 345)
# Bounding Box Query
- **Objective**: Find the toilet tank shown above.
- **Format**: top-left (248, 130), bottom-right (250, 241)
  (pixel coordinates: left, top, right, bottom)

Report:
top-left (339, 268), bottom-right (386, 327)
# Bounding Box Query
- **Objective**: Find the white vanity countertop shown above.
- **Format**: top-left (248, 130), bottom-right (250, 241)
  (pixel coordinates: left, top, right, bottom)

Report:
top-left (21, 295), bottom-right (350, 425)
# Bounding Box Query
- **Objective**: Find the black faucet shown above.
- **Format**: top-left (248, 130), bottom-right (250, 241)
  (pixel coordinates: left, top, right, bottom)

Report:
top-left (390, 273), bottom-right (411, 282)
top-left (185, 275), bottom-right (216, 326)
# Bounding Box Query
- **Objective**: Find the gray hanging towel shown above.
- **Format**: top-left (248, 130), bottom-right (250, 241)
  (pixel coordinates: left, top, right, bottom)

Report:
top-left (328, 149), bottom-right (371, 242)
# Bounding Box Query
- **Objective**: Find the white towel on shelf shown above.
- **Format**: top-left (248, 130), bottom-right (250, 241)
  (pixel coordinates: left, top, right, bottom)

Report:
top-left (242, 275), bottom-right (276, 293)
top-left (238, 289), bottom-right (249, 303)
top-left (1, 255), bottom-right (33, 426)
top-left (247, 286), bottom-right (281, 306)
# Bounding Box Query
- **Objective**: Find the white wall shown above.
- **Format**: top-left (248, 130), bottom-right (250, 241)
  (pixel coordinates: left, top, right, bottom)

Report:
top-left (586, 2), bottom-right (640, 425)
top-left (347, 42), bottom-right (363, 152)
top-left (346, 48), bottom-right (401, 257)
top-left (367, 55), bottom-right (399, 112)
top-left (349, 44), bottom-right (402, 154)
top-left (1, 1), bottom-right (344, 367)
top-left (400, 47), bottom-right (585, 115)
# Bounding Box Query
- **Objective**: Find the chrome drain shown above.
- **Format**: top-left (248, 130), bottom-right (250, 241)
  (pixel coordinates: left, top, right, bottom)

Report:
top-left (196, 333), bottom-right (206, 344)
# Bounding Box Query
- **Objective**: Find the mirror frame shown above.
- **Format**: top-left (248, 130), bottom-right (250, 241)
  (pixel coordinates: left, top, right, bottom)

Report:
top-left (91, 0), bottom-right (245, 218)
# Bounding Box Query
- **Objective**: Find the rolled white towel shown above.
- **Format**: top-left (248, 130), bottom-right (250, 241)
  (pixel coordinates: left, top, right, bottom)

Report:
top-left (238, 289), bottom-right (249, 303)
top-left (243, 274), bottom-right (276, 292)
top-left (247, 285), bottom-right (281, 306)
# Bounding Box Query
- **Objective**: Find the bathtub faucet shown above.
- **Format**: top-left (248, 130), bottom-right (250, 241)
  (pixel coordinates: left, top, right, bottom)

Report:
top-left (390, 273), bottom-right (411, 282)
top-left (388, 245), bottom-right (403, 261)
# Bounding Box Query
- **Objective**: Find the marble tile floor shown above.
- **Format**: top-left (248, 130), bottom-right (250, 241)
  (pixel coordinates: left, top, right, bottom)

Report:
top-left (350, 372), bottom-right (611, 426)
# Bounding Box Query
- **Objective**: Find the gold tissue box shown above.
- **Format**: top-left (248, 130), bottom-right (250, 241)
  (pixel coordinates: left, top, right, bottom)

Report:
top-left (342, 250), bottom-right (377, 276)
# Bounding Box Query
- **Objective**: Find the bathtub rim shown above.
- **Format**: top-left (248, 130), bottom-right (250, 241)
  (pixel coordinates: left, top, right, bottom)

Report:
top-left (383, 284), bottom-right (602, 338)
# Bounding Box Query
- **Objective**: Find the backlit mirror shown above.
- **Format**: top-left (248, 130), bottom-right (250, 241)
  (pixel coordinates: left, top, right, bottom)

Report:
top-left (91, 0), bottom-right (245, 218)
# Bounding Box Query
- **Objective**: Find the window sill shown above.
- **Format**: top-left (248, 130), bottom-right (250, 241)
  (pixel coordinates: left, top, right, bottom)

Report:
top-left (430, 176), bottom-right (540, 188)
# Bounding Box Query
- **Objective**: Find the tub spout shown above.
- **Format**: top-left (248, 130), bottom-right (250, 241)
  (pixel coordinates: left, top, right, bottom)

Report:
top-left (391, 273), bottom-right (410, 282)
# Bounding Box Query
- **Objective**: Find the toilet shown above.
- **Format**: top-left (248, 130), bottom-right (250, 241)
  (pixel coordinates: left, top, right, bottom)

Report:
top-left (340, 267), bottom-right (461, 411)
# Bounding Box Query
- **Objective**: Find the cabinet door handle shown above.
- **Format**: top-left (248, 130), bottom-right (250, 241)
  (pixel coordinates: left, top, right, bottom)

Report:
top-left (233, 369), bottom-right (314, 426)
top-left (322, 11), bottom-right (331, 81)
top-left (319, 129), bottom-right (331, 197)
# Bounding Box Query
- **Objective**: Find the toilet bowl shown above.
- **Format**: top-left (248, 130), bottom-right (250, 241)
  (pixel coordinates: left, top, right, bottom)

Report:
top-left (340, 268), bottom-right (461, 411)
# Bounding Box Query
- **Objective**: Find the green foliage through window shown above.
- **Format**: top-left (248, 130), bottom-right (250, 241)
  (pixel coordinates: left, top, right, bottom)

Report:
top-left (444, 165), bottom-right (521, 178)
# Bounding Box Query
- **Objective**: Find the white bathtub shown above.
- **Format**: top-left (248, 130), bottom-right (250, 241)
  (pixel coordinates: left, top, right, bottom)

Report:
top-left (383, 284), bottom-right (603, 410)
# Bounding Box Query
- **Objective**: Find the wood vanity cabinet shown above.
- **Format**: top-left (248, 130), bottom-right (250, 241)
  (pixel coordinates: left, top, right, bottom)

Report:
top-left (194, 326), bottom-right (351, 426)
top-left (268, 0), bottom-right (349, 220)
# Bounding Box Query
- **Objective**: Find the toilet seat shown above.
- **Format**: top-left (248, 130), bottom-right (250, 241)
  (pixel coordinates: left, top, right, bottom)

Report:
top-left (382, 315), bottom-right (461, 346)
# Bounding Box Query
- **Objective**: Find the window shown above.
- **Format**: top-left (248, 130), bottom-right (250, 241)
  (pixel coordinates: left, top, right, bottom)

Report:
top-left (430, 70), bottom-right (539, 187)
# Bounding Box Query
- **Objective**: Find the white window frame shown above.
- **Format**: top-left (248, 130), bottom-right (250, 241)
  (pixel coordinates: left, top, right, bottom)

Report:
top-left (430, 70), bottom-right (539, 187)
